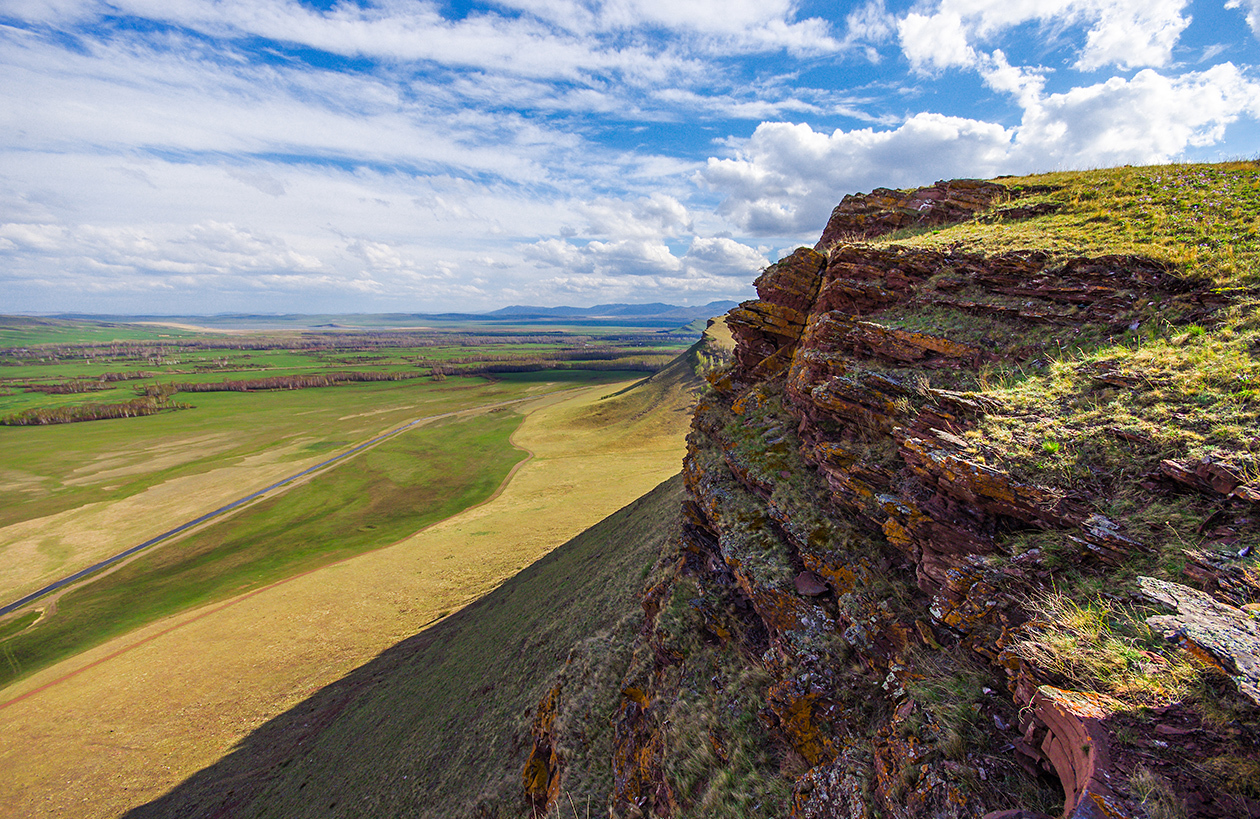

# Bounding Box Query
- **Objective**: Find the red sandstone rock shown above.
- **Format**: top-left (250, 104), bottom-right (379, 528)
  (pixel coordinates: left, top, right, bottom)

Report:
top-left (1022, 686), bottom-right (1122, 816)
top-left (814, 179), bottom-right (1006, 248)
top-left (606, 178), bottom-right (1241, 819)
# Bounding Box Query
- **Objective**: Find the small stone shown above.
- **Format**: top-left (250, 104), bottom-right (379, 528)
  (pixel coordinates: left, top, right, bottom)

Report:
top-left (793, 571), bottom-right (829, 596)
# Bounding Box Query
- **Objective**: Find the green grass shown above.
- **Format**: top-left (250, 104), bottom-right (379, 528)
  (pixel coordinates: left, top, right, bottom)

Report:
top-left (0, 610), bottom-right (39, 642)
top-left (123, 474), bottom-right (685, 819)
top-left (0, 411), bottom-right (528, 688)
top-left (0, 377), bottom-right (483, 529)
top-left (1012, 593), bottom-right (1199, 707)
top-left (883, 161), bottom-right (1260, 289)
top-left (0, 371), bottom-right (632, 536)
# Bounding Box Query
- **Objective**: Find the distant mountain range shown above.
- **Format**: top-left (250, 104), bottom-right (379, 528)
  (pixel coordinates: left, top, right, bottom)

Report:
top-left (475, 301), bottom-right (738, 320)
top-left (37, 302), bottom-right (740, 331)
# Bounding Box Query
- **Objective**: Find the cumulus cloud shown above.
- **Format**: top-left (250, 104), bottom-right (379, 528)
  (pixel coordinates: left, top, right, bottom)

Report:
top-left (897, 0), bottom-right (1192, 72)
top-left (523, 237), bottom-right (681, 277)
top-left (704, 63), bottom-right (1260, 236)
top-left (681, 236), bottom-right (768, 279)
top-left (703, 115), bottom-right (1012, 235)
top-left (1016, 63), bottom-right (1260, 164)
top-left (578, 194), bottom-right (695, 238)
top-left (520, 233), bottom-right (767, 305)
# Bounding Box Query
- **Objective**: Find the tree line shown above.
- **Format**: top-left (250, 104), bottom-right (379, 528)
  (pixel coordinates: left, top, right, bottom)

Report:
top-left (1, 395), bottom-right (190, 426)
top-left (3, 360), bottom-right (665, 425)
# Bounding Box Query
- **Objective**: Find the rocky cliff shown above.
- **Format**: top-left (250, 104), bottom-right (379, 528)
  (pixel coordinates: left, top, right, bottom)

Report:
top-left (530, 165), bottom-right (1260, 818)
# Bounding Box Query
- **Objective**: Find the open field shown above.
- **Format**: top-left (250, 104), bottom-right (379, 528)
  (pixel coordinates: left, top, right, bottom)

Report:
top-left (0, 313), bottom-right (694, 610)
top-left (0, 409), bottom-right (527, 687)
top-left (0, 357), bottom-right (705, 818)
top-left (0, 373), bottom-right (625, 606)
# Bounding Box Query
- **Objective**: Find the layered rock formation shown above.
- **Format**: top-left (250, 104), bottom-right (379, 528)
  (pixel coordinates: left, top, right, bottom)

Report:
top-left (528, 178), bottom-right (1260, 818)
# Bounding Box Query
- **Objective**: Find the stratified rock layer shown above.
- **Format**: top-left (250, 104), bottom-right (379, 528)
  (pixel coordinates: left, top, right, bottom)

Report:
top-left (598, 179), bottom-right (1260, 819)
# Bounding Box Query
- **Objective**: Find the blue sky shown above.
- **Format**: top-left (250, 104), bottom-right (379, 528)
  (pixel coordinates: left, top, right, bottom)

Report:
top-left (2, 0), bottom-right (1259, 314)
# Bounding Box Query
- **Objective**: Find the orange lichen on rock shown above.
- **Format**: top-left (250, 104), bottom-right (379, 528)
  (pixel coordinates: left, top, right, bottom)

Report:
top-left (522, 682), bottom-right (564, 810)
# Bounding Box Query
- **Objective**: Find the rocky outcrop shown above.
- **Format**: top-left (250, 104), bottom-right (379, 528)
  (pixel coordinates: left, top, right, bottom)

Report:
top-left (594, 177), bottom-right (1260, 819)
top-left (814, 179), bottom-right (1006, 248)
top-left (1139, 576), bottom-right (1260, 706)
top-left (523, 682), bottom-right (564, 811)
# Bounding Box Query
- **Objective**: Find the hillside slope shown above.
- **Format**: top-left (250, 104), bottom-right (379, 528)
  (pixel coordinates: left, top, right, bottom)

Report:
top-left (126, 474), bottom-right (685, 819)
top-left (591, 165), bottom-right (1260, 818)
top-left (120, 323), bottom-right (732, 819)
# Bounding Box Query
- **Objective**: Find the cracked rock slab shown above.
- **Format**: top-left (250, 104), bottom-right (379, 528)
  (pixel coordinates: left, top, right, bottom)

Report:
top-left (1138, 575), bottom-right (1260, 706)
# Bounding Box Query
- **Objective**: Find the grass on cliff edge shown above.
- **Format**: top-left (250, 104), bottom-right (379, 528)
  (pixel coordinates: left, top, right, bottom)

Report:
top-left (852, 163), bottom-right (1260, 752)
top-left (880, 160), bottom-right (1260, 291)
top-left (124, 474), bottom-right (685, 819)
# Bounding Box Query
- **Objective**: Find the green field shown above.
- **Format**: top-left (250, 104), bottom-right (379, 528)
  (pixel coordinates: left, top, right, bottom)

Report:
top-left (0, 409), bottom-right (528, 686)
top-left (0, 374), bottom-right (568, 531)
top-left (0, 315), bottom-right (690, 422)
top-left (0, 314), bottom-right (698, 685)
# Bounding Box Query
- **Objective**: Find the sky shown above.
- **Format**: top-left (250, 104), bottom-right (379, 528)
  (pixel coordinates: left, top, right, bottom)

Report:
top-left (2, 0), bottom-right (1259, 314)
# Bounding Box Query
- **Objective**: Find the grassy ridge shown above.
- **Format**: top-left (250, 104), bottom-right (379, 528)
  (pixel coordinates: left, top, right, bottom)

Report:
top-left (887, 161), bottom-right (1260, 289)
top-left (126, 474), bottom-right (684, 819)
top-left (0, 410), bottom-right (527, 688)
top-left (0, 316), bottom-right (199, 347)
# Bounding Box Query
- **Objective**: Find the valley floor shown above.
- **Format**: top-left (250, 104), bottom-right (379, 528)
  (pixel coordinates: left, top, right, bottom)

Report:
top-left (0, 378), bottom-right (691, 819)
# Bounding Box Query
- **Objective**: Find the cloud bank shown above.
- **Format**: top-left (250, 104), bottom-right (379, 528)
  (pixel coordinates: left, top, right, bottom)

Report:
top-left (0, 0), bottom-right (1257, 312)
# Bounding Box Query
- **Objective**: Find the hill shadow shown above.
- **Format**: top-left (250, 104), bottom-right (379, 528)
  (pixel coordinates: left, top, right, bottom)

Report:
top-left (126, 475), bottom-right (683, 819)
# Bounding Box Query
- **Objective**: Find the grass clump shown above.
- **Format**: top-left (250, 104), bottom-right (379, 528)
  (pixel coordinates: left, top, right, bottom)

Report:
top-left (1130, 766), bottom-right (1188, 819)
top-left (1013, 593), bottom-right (1199, 707)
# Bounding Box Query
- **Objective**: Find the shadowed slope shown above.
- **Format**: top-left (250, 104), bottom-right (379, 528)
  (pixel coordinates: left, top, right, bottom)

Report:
top-left (127, 474), bottom-right (683, 819)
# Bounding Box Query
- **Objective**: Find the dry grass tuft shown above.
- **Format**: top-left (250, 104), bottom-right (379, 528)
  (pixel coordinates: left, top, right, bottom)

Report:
top-left (1130, 766), bottom-right (1188, 819)
top-left (1013, 593), bottom-right (1199, 707)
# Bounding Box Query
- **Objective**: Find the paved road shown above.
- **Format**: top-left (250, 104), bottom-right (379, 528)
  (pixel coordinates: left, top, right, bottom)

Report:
top-left (0, 390), bottom-right (571, 617)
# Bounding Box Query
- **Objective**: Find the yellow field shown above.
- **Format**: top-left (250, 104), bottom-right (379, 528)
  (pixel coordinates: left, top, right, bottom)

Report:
top-left (0, 370), bottom-right (699, 818)
top-left (0, 377), bottom-right (571, 608)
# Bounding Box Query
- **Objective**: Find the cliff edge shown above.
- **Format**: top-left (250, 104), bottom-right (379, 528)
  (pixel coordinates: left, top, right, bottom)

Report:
top-left (537, 163), bottom-right (1260, 818)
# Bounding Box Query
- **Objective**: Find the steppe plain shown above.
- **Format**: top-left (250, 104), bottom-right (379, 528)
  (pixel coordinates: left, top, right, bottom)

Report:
top-left (0, 315), bottom-right (724, 818)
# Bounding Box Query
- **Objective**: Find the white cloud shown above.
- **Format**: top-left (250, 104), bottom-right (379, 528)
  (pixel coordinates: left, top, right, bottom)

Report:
top-left (897, 0), bottom-right (1192, 72)
top-left (1227, 0), bottom-right (1260, 38)
top-left (978, 49), bottom-right (1047, 105)
top-left (519, 232), bottom-right (766, 304)
top-left (702, 115), bottom-right (1013, 234)
top-left (841, 0), bottom-right (898, 59)
top-left (703, 63), bottom-right (1260, 236)
top-left (4, 0), bottom-right (838, 82)
top-left (1015, 63), bottom-right (1260, 165)
top-left (523, 237), bottom-right (681, 277)
top-left (579, 194), bottom-right (695, 238)
top-left (681, 236), bottom-right (768, 278)
top-left (899, 11), bottom-right (975, 71)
